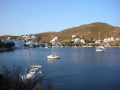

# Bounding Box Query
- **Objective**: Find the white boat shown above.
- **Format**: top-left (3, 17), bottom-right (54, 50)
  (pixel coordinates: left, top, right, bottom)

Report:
top-left (22, 65), bottom-right (42, 82)
top-left (47, 54), bottom-right (60, 59)
top-left (21, 49), bottom-right (42, 82)
top-left (45, 46), bottom-right (49, 48)
top-left (96, 32), bottom-right (106, 52)
top-left (47, 46), bottom-right (60, 59)
top-left (96, 46), bottom-right (105, 52)
top-left (47, 35), bottom-right (60, 59)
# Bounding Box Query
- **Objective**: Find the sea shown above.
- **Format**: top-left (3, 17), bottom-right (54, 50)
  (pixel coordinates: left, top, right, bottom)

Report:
top-left (0, 47), bottom-right (120, 90)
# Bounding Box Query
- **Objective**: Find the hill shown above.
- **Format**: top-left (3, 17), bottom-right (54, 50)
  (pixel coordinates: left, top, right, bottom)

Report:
top-left (36, 22), bottom-right (120, 42)
top-left (0, 22), bottom-right (120, 43)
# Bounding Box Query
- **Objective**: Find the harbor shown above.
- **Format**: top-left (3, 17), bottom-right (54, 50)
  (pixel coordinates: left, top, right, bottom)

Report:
top-left (0, 47), bottom-right (120, 90)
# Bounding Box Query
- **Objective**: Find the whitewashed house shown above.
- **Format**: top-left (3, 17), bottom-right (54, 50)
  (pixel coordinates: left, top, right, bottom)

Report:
top-left (80, 38), bottom-right (85, 43)
top-left (21, 34), bottom-right (36, 42)
top-left (31, 35), bottom-right (36, 39)
top-left (72, 35), bottom-right (76, 39)
top-left (26, 41), bottom-right (34, 47)
top-left (116, 38), bottom-right (120, 41)
top-left (95, 40), bottom-right (101, 44)
top-left (74, 38), bottom-right (80, 44)
top-left (103, 37), bottom-right (114, 42)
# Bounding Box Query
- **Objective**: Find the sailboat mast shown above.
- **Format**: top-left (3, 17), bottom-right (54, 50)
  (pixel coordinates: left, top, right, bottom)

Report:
top-left (28, 48), bottom-right (31, 72)
top-left (51, 34), bottom-right (54, 55)
top-left (52, 45), bottom-right (53, 55)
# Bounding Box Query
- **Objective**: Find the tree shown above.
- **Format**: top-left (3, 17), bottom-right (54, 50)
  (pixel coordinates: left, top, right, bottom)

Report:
top-left (64, 40), bottom-right (74, 46)
top-left (4, 42), bottom-right (15, 49)
top-left (0, 40), bottom-right (4, 48)
top-left (85, 39), bottom-right (92, 43)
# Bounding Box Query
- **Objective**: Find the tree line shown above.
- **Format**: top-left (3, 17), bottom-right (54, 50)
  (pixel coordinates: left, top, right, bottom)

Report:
top-left (0, 40), bottom-right (15, 51)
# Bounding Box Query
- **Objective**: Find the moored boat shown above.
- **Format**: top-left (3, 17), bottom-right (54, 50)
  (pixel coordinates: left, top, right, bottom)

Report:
top-left (21, 65), bottom-right (42, 82)
top-left (21, 49), bottom-right (42, 82)
top-left (96, 46), bottom-right (105, 52)
top-left (47, 54), bottom-right (60, 59)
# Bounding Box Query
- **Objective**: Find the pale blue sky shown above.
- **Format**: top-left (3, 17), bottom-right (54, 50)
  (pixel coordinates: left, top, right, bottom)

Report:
top-left (0, 0), bottom-right (120, 36)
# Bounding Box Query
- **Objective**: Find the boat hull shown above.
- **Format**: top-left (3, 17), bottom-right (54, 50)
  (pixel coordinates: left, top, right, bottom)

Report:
top-left (96, 46), bottom-right (105, 52)
top-left (47, 55), bottom-right (60, 59)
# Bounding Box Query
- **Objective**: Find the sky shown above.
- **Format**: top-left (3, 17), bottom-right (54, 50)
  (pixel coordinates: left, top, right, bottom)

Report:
top-left (0, 0), bottom-right (120, 36)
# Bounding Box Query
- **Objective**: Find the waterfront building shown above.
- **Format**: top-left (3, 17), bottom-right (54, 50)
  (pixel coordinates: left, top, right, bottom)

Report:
top-left (103, 37), bottom-right (114, 42)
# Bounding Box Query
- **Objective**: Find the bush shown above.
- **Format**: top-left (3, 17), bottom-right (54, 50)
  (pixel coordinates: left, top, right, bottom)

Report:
top-left (0, 41), bottom-right (4, 48)
top-left (4, 42), bottom-right (15, 48)
top-left (0, 65), bottom-right (52, 90)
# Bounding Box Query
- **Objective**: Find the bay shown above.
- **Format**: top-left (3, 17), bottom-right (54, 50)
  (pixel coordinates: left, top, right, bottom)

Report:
top-left (0, 47), bottom-right (120, 90)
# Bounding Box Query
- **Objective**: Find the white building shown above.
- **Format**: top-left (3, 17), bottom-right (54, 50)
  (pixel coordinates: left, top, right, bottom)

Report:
top-left (116, 38), bottom-right (120, 41)
top-left (80, 38), bottom-right (85, 43)
top-left (21, 34), bottom-right (36, 41)
top-left (72, 35), bottom-right (76, 39)
top-left (103, 37), bottom-right (114, 42)
top-left (31, 35), bottom-right (36, 39)
top-left (26, 41), bottom-right (34, 47)
top-left (2, 40), bottom-right (13, 43)
top-left (74, 38), bottom-right (85, 44)
top-left (74, 38), bottom-right (80, 44)
top-left (95, 40), bottom-right (101, 44)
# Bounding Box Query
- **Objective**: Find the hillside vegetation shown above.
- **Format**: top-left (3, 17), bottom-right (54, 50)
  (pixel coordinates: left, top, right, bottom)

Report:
top-left (36, 22), bottom-right (120, 42)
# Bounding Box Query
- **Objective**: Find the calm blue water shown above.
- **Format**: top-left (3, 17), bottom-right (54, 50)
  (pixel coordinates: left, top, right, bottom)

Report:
top-left (0, 47), bottom-right (120, 90)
